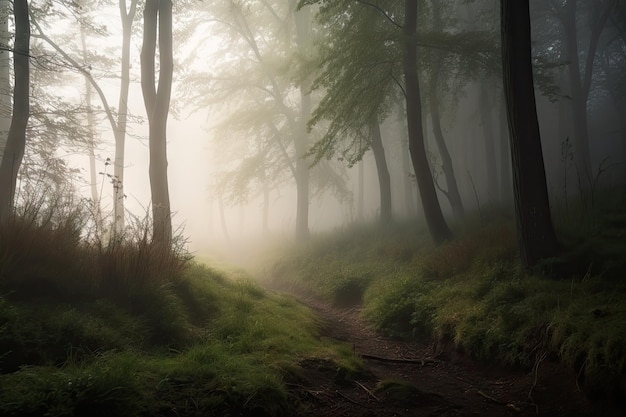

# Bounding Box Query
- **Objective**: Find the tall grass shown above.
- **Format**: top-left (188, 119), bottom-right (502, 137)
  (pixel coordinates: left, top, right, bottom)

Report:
top-left (0, 189), bottom-right (361, 416)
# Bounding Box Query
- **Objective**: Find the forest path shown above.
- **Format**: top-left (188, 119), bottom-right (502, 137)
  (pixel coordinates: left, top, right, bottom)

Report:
top-left (271, 287), bottom-right (594, 417)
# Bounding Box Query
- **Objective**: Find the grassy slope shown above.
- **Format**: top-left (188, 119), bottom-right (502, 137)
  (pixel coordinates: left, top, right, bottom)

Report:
top-left (263, 214), bottom-right (626, 397)
top-left (0, 208), bottom-right (359, 417)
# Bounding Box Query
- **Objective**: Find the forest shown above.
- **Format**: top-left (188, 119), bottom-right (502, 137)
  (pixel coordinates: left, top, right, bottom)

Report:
top-left (0, 0), bottom-right (625, 416)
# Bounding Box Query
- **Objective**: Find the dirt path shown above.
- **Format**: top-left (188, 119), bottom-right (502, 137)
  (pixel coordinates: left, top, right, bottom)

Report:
top-left (281, 290), bottom-right (596, 417)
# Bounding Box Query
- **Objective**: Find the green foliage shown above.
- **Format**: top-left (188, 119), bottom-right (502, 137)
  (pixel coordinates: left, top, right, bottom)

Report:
top-left (0, 193), bottom-right (361, 416)
top-left (268, 214), bottom-right (626, 394)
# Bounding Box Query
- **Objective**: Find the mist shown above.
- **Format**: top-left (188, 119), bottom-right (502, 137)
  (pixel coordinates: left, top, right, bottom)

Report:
top-left (1, 0), bottom-right (625, 415)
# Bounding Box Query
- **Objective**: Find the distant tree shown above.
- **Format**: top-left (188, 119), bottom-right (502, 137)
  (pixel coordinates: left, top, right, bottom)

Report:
top-left (404, 0), bottom-right (452, 244)
top-left (141, 0), bottom-right (173, 244)
top-left (0, 0), bottom-right (29, 219)
top-left (552, 0), bottom-right (617, 185)
top-left (500, 0), bottom-right (559, 267)
top-left (424, 0), bottom-right (465, 219)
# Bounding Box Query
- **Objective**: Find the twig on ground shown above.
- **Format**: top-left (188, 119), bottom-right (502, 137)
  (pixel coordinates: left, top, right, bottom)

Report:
top-left (355, 380), bottom-right (380, 402)
top-left (360, 353), bottom-right (440, 365)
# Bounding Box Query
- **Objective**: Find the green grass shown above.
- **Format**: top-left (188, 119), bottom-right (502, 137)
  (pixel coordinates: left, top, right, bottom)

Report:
top-left (264, 213), bottom-right (626, 396)
top-left (0, 263), bottom-right (361, 416)
top-left (0, 194), bottom-right (361, 417)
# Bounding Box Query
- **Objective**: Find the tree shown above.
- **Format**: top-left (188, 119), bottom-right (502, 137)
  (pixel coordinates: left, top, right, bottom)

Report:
top-left (424, 0), bottom-right (465, 218)
top-left (141, 0), bottom-right (173, 244)
top-left (404, 0), bottom-right (452, 244)
top-left (0, 0), bottom-right (29, 219)
top-left (0, 0), bottom-right (10, 156)
top-left (500, 0), bottom-right (559, 267)
top-left (552, 0), bottom-right (617, 184)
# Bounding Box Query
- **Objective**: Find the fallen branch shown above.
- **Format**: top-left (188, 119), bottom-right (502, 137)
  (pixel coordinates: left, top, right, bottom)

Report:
top-left (355, 380), bottom-right (380, 402)
top-left (360, 353), bottom-right (439, 365)
top-left (477, 390), bottom-right (521, 413)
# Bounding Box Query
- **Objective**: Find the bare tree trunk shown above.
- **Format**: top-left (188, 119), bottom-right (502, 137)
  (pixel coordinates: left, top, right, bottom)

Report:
top-left (404, 0), bottom-right (452, 244)
top-left (113, 0), bottom-right (138, 234)
top-left (0, 0), bottom-right (29, 220)
top-left (79, 10), bottom-right (103, 232)
top-left (357, 158), bottom-right (365, 221)
top-left (294, 4), bottom-right (312, 241)
top-left (559, 0), bottom-right (616, 186)
top-left (141, 0), bottom-right (173, 244)
top-left (479, 79), bottom-right (499, 203)
top-left (498, 94), bottom-right (512, 204)
top-left (0, 0), bottom-right (10, 157)
top-left (501, 0), bottom-right (559, 267)
top-left (428, 78), bottom-right (464, 219)
top-left (369, 117), bottom-right (392, 224)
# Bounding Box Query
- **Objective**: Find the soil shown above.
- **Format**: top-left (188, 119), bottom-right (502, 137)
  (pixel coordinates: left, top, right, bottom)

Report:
top-left (277, 289), bottom-right (603, 417)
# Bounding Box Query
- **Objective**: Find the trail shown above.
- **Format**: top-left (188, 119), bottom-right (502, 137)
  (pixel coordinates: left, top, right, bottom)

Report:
top-left (278, 289), bottom-right (595, 417)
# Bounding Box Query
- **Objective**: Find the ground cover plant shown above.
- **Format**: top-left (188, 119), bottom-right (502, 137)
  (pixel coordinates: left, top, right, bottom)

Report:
top-left (0, 196), bottom-right (361, 417)
top-left (264, 206), bottom-right (626, 406)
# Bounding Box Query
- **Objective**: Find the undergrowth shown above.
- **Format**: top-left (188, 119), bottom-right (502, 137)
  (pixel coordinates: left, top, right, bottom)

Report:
top-left (265, 211), bottom-right (626, 397)
top-left (0, 192), bottom-right (360, 416)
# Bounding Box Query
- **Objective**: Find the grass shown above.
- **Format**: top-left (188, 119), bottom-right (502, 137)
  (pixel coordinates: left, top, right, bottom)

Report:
top-left (0, 192), bottom-right (361, 416)
top-left (263, 209), bottom-right (626, 398)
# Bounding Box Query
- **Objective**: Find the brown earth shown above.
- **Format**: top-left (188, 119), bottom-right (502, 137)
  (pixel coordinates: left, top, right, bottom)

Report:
top-left (278, 290), bottom-right (603, 417)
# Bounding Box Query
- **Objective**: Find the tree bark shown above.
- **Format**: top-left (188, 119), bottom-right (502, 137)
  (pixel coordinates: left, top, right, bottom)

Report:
top-left (559, 0), bottom-right (616, 185)
top-left (501, 0), bottom-right (559, 267)
top-left (79, 14), bottom-right (102, 232)
top-left (294, 4), bottom-right (312, 242)
top-left (0, 0), bottom-right (29, 220)
top-left (112, 0), bottom-right (138, 234)
top-left (427, 0), bottom-right (464, 219)
top-left (369, 117), bottom-right (392, 224)
top-left (428, 77), bottom-right (464, 219)
top-left (403, 0), bottom-right (452, 244)
top-left (141, 0), bottom-right (173, 244)
top-left (479, 79), bottom-right (499, 203)
top-left (0, 0), bottom-right (10, 157)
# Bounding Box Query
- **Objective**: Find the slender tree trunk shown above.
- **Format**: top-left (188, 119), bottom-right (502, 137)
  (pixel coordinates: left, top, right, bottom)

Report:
top-left (428, 77), bottom-right (464, 219)
top-left (141, 0), bottom-right (173, 244)
top-left (479, 79), bottom-right (499, 203)
top-left (498, 94), bottom-right (512, 204)
top-left (112, 0), bottom-right (138, 233)
top-left (357, 158), bottom-right (365, 221)
top-left (559, 0), bottom-right (616, 185)
top-left (0, 0), bottom-right (10, 157)
top-left (262, 168), bottom-right (270, 235)
top-left (403, 0), bottom-right (452, 244)
top-left (428, 0), bottom-right (464, 219)
top-left (294, 5), bottom-right (312, 241)
top-left (79, 20), bottom-right (103, 231)
top-left (0, 0), bottom-right (29, 220)
top-left (369, 117), bottom-right (392, 224)
top-left (501, 0), bottom-right (559, 267)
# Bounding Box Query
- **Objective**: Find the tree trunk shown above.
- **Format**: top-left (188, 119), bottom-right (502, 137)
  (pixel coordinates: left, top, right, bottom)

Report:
top-left (428, 76), bottom-right (464, 219)
top-left (0, 0), bottom-right (29, 220)
top-left (141, 0), bottom-right (173, 244)
top-left (79, 16), bottom-right (102, 231)
top-left (369, 117), bottom-right (392, 224)
top-left (427, 0), bottom-right (464, 219)
top-left (112, 0), bottom-right (138, 234)
top-left (479, 79), bottom-right (499, 203)
top-left (403, 0), bottom-right (452, 244)
top-left (0, 0), bottom-right (10, 157)
top-left (294, 4), bottom-right (312, 242)
top-left (498, 94), bottom-right (512, 204)
top-left (501, 0), bottom-right (559, 267)
top-left (357, 158), bottom-right (365, 221)
top-left (560, 0), bottom-right (615, 185)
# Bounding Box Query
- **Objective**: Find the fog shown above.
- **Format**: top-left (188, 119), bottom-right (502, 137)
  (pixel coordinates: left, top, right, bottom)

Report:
top-left (1, 0), bottom-right (624, 264)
